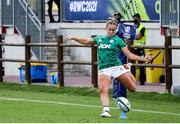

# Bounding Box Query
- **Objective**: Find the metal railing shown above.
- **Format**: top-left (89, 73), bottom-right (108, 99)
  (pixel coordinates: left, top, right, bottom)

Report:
top-left (15, 0), bottom-right (44, 59)
top-left (1, 0), bottom-right (44, 59)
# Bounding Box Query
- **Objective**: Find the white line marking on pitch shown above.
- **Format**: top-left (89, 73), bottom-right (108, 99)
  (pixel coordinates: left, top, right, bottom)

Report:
top-left (0, 97), bottom-right (180, 116)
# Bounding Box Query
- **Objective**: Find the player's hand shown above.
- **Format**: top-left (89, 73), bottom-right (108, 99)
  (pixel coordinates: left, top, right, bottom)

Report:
top-left (123, 64), bottom-right (128, 69)
top-left (144, 55), bottom-right (153, 63)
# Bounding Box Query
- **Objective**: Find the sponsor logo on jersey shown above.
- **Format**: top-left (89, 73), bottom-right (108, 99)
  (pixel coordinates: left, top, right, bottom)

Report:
top-left (98, 43), bottom-right (110, 49)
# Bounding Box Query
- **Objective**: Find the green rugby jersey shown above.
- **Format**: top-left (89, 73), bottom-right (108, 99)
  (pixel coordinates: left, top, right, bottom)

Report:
top-left (93, 35), bottom-right (127, 70)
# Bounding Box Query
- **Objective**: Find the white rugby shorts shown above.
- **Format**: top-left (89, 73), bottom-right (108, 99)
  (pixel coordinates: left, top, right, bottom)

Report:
top-left (98, 65), bottom-right (129, 78)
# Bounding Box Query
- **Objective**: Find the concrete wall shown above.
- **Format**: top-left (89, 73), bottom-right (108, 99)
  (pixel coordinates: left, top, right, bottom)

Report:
top-left (3, 31), bottom-right (37, 76)
top-left (3, 34), bottom-right (25, 76)
top-left (172, 38), bottom-right (180, 86)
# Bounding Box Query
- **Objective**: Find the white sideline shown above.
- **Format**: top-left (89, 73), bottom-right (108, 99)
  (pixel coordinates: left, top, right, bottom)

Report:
top-left (0, 97), bottom-right (180, 116)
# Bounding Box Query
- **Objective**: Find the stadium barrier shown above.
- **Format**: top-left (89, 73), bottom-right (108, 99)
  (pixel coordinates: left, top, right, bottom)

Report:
top-left (0, 35), bottom-right (180, 92)
top-left (0, 35), bottom-right (98, 88)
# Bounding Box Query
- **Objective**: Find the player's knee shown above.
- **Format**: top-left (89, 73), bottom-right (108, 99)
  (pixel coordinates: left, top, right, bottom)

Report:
top-left (129, 88), bottom-right (136, 92)
top-left (99, 86), bottom-right (108, 94)
top-left (128, 85), bottom-right (136, 92)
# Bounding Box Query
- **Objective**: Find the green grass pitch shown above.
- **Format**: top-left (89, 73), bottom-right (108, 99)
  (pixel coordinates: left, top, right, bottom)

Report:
top-left (0, 83), bottom-right (180, 123)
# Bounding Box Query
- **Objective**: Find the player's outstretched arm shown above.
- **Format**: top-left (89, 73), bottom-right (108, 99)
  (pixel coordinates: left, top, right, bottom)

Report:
top-left (65, 36), bottom-right (94, 45)
top-left (122, 46), bottom-right (152, 62)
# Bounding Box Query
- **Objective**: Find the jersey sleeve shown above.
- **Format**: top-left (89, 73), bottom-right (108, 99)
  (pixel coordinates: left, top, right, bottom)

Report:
top-left (117, 37), bottom-right (127, 50)
top-left (93, 36), bottom-right (98, 44)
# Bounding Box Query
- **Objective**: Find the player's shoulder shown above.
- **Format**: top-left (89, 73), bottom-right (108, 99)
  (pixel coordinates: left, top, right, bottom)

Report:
top-left (94, 35), bottom-right (108, 41)
top-left (113, 35), bottom-right (123, 41)
top-left (97, 35), bottom-right (107, 38)
top-left (94, 35), bottom-right (105, 39)
top-left (93, 35), bottom-right (107, 43)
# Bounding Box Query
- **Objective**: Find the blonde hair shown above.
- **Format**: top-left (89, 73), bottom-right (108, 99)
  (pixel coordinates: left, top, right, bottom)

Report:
top-left (106, 17), bottom-right (118, 28)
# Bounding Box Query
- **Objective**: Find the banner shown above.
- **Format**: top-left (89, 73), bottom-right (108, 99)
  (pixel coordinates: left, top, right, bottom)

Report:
top-left (64, 0), bottom-right (109, 20)
top-left (64, 0), bottom-right (160, 21)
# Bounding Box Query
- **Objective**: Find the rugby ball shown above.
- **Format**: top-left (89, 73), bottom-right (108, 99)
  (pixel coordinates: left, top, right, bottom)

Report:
top-left (115, 97), bottom-right (131, 112)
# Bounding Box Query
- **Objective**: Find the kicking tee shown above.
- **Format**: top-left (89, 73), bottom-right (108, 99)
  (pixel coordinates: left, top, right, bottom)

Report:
top-left (93, 35), bottom-right (127, 70)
